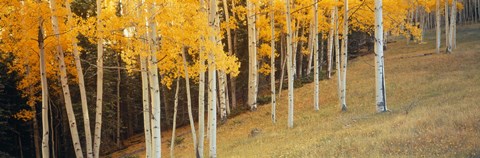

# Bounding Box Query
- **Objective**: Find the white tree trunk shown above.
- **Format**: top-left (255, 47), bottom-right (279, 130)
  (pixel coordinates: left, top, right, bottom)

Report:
top-left (218, 71), bottom-right (227, 122)
top-left (65, 1), bottom-right (93, 156)
top-left (170, 79), bottom-right (180, 158)
top-left (375, 0), bottom-right (388, 112)
top-left (247, 0), bottom-right (258, 111)
top-left (198, 1), bottom-right (206, 157)
top-left (448, 0), bottom-right (457, 53)
top-left (38, 13), bottom-right (49, 158)
top-left (436, 0), bottom-right (441, 54)
top-left (327, 4), bottom-right (335, 79)
top-left (140, 55), bottom-right (152, 158)
top-left (93, 0), bottom-right (104, 156)
top-left (445, 0), bottom-right (451, 52)
top-left (270, 0), bottom-right (276, 123)
top-left (334, 4), bottom-right (342, 110)
top-left (181, 48), bottom-right (198, 153)
top-left (208, 0), bottom-right (218, 156)
top-left (340, 0), bottom-right (348, 111)
top-left (285, 0), bottom-right (295, 128)
top-left (313, 0), bottom-right (319, 111)
top-left (147, 12), bottom-right (162, 157)
top-left (306, 23), bottom-right (314, 76)
top-left (48, 0), bottom-right (84, 157)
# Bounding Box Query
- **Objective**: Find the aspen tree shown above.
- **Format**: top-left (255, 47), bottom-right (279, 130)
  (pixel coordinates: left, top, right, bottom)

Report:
top-left (147, 3), bottom-right (162, 157)
top-left (65, 0), bottom-right (93, 156)
top-left (375, 0), bottom-right (388, 112)
top-left (270, 0), bottom-right (276, 123)
top-left (313, 0), bottom-right (320, 111)
top-left (247, 0), bottom-right (258, 111)
top-left (48, 0), bottom-right (84, 156)
top-left (140, 55), bottom-right (152, 157)
top-left (94, 0), bottom-right (104, 156)
top-left (198, 0), bottom-right (206, 156)
top-left (170, 79), bottom-right (180, 158)
top-left (340, 0), bottom-right (348, 111)
top-left (37, 9), bottom-right (50, 158)
top-left (208, 0), bottom-right (218, 156)
top-left (327, 2), bottom-right (335, 79)
top-left (285, 0), bottom-right (295, 128)
top-left (436, 0), bottom-right (441, 54)
top-left (182, 47), bottom-right (197, 151)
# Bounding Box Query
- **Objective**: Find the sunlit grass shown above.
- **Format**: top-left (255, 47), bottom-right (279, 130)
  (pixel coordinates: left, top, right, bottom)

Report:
top-left (109, 24), bottom-right (480, 158)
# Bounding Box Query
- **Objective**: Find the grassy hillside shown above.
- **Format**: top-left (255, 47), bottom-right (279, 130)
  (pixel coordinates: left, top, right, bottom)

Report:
top-left (109, 24), bottom-right (480, 158)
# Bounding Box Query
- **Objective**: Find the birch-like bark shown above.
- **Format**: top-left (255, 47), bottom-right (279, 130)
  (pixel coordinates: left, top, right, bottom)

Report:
top-left (170, 79), bottom-right (180, 158)
top-left (38, 13), bottom-right (49, 158)
top-left (270, 0), bottom-right (276, 123)
top-left (208, 0), bottom-right (218, 156)
top-left (48, 0), bottom-right (84, 156)
top-left (306, 23), bottom-right (314, 76)
top-left (65, 0), bottom-right (93, 155)
top-left (247, 0), bottom-right (258, 111)
top-left (147, 6), bottom-right (162, 157)
top-left (327, 4), bottom-right (335, 79)
top-left (335, 3), bottom-right (342, 108)
top-left (448, 0), bottom-right (457, 53)
top-left (285, 0), bottom-right (295, 128)
top-left (375, 0), bottom-right (388, 112)
top-left (436, 0), bottom-right (441, 54)
top-left (198, 1), bottom-right (206, 157)
top-left (221, 0), bottom-right (235, 113)
top-left (445, 0), bottom-right (450, 52)
top-left (93, 0), bottom-right (104, 156)
top-left (181, 48), bottom-right (198, 153)
top-left (140, 55), bottom-right (151, 158)
top-left (340, 0), bottom-right (348, 111)
top-left (313, 0), bottom-right (319, 111)
top-left (218, 71), bottom-right (227, 122)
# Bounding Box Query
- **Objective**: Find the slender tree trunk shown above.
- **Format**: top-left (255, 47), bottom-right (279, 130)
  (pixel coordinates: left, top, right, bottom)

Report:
top-left (48, 0), bottom-right (84, 156)
top-left (327, 5), bottom-right (335, 79)
top-left (65, 0), bottom-right (93, 156)
top-left (170, 79), bottom-right (180, 158)
top-left (38, 15), bottom-right (49, 158)
top-left (247, 0), bottom-right (258, 111)
top-left (270, 0), bottom-right (276, 123)
top-left (208, 0), bottom-right (218, 156)
top-left (278, 35), bottom-right (286, 98)
top-left (375, 0), bottom-right (388, 112)
top-left (93, 0), bottom-right (104, 156)
top-left (448, 0), bottom-right (457, 53)
top-left (198, 2), bottom-right (206, 157)
top-left (116, 54), bottom-right (121, 148)
top-left (285, 0), bottom-right (295, 128)
top-left (436, 0), bottom-right (441, 54)
top-left (451, 0), bottom-right (457, 49)
top-left (218, 71), bottom-right (227, 122)
top-left (147, 7), bottom-right (162, 157)
top-left (313, 0), bottom-right (319, 111)
top-left (445, 0), bottom-right (451, 52)
top-left (181, 48), bottom-right (198, 154)
top-left (340, 0), bottom-right (348, 111)
top-left (140, 56), bottom-right (152, 158)
top-left (335, 3), bottom-right (342, 108)
top-left (306, 22), bottom-right (314, 76)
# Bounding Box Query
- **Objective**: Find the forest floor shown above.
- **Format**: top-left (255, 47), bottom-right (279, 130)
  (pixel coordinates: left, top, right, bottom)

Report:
top-left (108, 24), bottom-right (480, 158)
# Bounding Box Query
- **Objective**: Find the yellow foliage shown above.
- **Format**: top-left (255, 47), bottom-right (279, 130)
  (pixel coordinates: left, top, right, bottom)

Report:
top-left (14, 109), bottom-right (35, 121)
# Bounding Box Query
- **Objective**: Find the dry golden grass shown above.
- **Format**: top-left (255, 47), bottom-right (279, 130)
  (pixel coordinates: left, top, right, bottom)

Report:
top-left (109, 24), bottom-right (480, 158)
